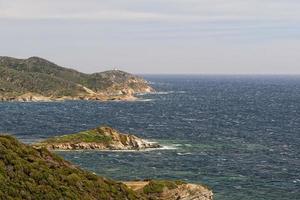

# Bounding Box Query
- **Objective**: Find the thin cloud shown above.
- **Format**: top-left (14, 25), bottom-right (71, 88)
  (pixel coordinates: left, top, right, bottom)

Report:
top-left (1, 0), bottom-right (300, 23)
top-left (1, 0), bottom-right (300, 74)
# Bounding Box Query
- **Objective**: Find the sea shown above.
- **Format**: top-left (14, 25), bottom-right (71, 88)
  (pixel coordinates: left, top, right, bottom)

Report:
top-left (0, 75), bottom-right (299, 200)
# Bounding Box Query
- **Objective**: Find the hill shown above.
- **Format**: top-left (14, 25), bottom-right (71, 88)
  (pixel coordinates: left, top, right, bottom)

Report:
top-left (0, 135), bottom-right (213, 200)
top-left (0, 56), bottom-right (154, 101)
top-left (0, 135), bottom-right (142, 200)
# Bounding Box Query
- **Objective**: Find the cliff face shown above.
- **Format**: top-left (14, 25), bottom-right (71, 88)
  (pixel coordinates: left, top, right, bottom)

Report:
top-left (34, 126), bottom-right (161, 151)
top-left (0, 56), bottom-right (155, 101)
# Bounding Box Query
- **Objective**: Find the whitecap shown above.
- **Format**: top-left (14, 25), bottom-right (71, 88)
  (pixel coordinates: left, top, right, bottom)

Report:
top-left (177, 152), bottom-right (192, 156)
top-left (135, 99), bottom-right (155, 102)
top-left (157, 145), bottom-right (178, 150)
top-left (154, 91), bottom-right (174, 95)
top-left (137, 91), bottom-right (186, 96)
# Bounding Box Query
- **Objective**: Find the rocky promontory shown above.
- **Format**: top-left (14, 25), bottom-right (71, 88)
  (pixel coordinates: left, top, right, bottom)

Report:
top-left (34, 126), bottom-right (161, 151)
top-left (0, 56), bottom-right (155, 102)
top-left (124, 180), bottom-right (213, 200)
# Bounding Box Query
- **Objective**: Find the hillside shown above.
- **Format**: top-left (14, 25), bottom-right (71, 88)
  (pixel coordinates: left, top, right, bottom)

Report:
top-left (0, 135), bottom-right (142, 200)
top-left (0, 135), bottom-right (213, 200)
top-left (0, 56), bottom-right (154, 101)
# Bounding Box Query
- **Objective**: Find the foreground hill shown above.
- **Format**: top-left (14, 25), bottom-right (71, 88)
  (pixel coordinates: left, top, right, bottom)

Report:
top-left (0, 56), bottom-right (154, 101)
top-left (34, 125), bottom-right (161, 151)
top-left (0, 135), bottom-right (141, 200)
top-left (0, 135), bottom-right (213, 200)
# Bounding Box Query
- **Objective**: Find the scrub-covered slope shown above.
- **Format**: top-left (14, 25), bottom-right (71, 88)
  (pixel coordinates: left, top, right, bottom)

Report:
top-left (0, 56), bottom-right (154, 101)
top-left (0, 135), bottom-right (141, 200)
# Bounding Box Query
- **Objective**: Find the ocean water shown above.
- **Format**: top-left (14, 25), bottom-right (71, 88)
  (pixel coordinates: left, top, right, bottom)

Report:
top-left (0, 75), bottom-right (299, 200)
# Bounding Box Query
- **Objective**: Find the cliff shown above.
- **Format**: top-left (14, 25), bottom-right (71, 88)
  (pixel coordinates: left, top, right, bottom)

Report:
top-left (34, 126), bottom-right (161, 151)
top-left (0, 56), bottom-right (155, 102)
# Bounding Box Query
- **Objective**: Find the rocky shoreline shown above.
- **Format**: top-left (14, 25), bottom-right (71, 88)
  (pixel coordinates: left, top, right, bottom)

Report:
top-left (34, 126), bottom-right (161, 151)
top-left (0, 82), bottom-right (154, 102)
top-left (124, 180), bottom-right (213, 200)
top-left (0, 92), bottom-right (139, 102)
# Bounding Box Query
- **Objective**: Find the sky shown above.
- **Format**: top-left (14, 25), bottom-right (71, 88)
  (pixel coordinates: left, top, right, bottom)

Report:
top-left (0, 0), bottom-right (300, 74)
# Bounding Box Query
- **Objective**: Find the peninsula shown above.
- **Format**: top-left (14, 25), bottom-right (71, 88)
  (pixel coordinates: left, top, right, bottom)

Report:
top-left (0, 56), bottom-right (155, 102)
top-left (34, 126), bottom-right (161, 151)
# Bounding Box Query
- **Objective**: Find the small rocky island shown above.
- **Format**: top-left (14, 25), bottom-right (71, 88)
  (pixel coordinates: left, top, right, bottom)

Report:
top-left (34, 126), bottom-right (161, 151)
top-left (0, 56), bottom-right (155, 102)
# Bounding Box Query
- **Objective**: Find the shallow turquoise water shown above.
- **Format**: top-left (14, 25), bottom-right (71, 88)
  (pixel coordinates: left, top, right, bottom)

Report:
top-left (0, 75), bottom-right (299, 199)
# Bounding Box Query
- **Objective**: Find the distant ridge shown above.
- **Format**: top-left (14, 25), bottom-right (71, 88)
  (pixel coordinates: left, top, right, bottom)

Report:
top-left (0, 56), bottom-right (154, 101)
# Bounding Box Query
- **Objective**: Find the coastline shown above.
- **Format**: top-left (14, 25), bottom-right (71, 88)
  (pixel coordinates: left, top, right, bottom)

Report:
top-left (45, 144), bottom-right (175, 152)
top-left (0, 93), bottom-right (140, 102)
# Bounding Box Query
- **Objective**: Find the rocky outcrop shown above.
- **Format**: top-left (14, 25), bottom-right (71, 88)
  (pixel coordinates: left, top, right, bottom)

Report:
top-left (34, 126), bottom-right (161, 151)
top-left (124, 181), bottom-right (213, 200)
top-left (160, 183), bottom-right (213, 200)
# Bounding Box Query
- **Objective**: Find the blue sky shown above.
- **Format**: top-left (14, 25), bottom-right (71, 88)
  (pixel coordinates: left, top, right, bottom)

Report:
top-left (0, 0), bottom-right (300, 74)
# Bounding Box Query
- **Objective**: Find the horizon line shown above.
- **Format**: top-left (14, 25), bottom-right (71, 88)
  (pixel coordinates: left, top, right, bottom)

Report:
top-left (137, 73), bottom-right (300, 76)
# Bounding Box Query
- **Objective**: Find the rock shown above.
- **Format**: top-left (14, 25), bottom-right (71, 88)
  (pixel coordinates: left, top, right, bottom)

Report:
top-left (14, 92), bottom-right (52, 102)
top-left (163, 183), bottom-right (213, 200)
top-left (124, 180), bottom-right (213, 200)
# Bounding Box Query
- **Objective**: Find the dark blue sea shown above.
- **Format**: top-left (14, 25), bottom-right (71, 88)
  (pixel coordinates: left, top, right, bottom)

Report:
top-left (0, 75), bottom-right (299, 200)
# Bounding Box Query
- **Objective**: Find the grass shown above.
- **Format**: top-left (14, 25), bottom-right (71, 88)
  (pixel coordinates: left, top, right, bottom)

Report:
top-left (41, 128), bottom-right (113, 145)
top-left (143, 180), bottom-right (186, 194)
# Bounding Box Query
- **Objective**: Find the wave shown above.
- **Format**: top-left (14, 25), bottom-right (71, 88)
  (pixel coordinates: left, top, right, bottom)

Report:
top-left (177, 152), bottom-right (193, 156)
top-left (156, 145), bottom-right (178, 150)
top-left (137, 91), bottom-right (186, 96)
top-left (135, 99), bottom-right (155, 102)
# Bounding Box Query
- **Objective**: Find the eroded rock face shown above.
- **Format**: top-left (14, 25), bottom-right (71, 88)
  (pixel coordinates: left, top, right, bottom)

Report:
top-left (34, 126), bottom-right (161, 151)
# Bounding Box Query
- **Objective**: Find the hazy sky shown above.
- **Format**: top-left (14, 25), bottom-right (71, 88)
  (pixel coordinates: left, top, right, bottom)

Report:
top-left (1, 0), bottom-right (300, 74)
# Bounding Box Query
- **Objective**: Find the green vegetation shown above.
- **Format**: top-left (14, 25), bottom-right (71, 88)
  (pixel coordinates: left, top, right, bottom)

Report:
top-left (41, 127), bottom-right (113, 145)
top-left (143, 180), bottom-right (186, 194)
top-left (0, 134), bottom-right (143, 200)
top-left (0, 56), bottom-right (151, 98)
top-left (0, 135), bottom-right (210, 200)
